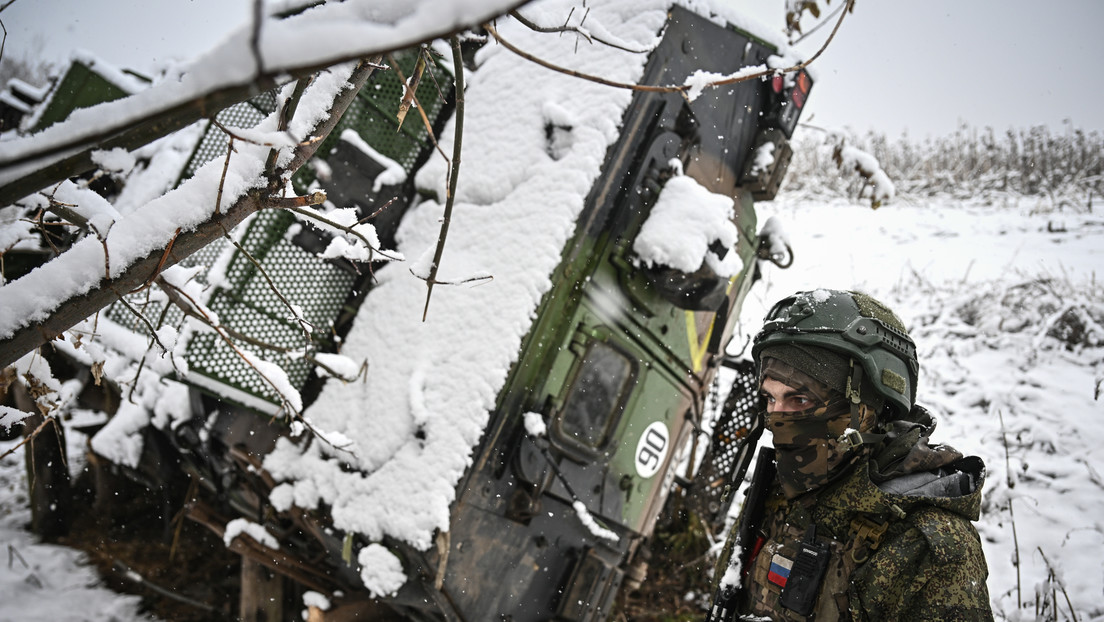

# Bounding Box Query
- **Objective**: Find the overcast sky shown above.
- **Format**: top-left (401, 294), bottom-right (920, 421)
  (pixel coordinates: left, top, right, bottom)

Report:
top-left (3, 0), bottom-right (1102, 138)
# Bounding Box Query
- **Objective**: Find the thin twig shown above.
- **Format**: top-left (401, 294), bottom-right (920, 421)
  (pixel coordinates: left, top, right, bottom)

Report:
top-left (90, 222), bottom-right (111, 281)
top-left (156, 276), bottom-right (297, 353)
top-left (265, 77), bottom-right (312, 183)
top-left (157, 279), bottom-right (352, 453)
top-left (790, 1), bottom-right (849, 45)
top-left (0, 415), bottom-right (54, 462)
top-left (129, 227), bottom-right (181, 294)
top-left (421, 36), bottom-right (466, 322)
top-left (265, 191), bottom-right (326, 209)
top-left (214, 135), bottom-right (235, 215)
top-left (216, 224), bottom-right (316, 342)
top-left (113, 560), bottom-right (218, 613)
top-left (997, 408), bottom-right (1022, 606)
top-left (485, 0), bottom-right (849, 96)
top-left (250, 0), bottom-right (264, 76)
top-left (285, 204), bottom-right (401, 262)
top-left (156, 278), bottom-right (301, 416)
top-left (360, 196), bottom-right (399, 222)
top-left (414, 272), bottom-right (493, 288)
top-left (395, 46), bottom-right (427, 131)
top-left (109, 287), bottom-right (178, 366)
top-left (1037, 547), bottom-right (1079, 622)
top-left (508, 9), bottom-right (649, 54)
top-left (388, 54), bottom-right (451, 166)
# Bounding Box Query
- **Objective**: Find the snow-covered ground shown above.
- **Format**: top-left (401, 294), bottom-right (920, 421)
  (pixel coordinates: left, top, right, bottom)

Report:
top-left (3, 192), bottom-right (1102, 620)
top-left (0, 428), bottom-right (151, 620)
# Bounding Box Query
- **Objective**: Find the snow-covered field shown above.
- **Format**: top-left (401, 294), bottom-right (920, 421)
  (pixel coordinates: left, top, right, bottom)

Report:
top-left (2, 192), bottom-right (1102, 620)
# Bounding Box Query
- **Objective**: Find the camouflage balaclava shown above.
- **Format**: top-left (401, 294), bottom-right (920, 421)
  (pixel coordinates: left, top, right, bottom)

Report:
top-left (760, 345), bottom-right (879, 499)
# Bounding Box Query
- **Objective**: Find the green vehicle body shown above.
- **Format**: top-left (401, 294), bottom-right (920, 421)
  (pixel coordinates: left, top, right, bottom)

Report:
top-left (394, 7), bottom-right (810, 620)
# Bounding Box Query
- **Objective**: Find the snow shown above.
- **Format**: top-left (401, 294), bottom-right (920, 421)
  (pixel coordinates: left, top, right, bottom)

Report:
top-left (339, 129), bottom-right (407, 192)
top-left (683, 65), bottom-right (769, 102)
top-left (0, 90), bottom-right (33, 114)
top-left (50, 179), bottom-right (121, 233)
top-left (524, 411), bottom-right (547, 437)
top-left (0, 0), bottom-right (525, 181)
top-left (71, 51), bottom-right (152, 94)
top-left (302, 590), bottom-right (331, 612)
top-left (357, 543), bottom-right (406, 598)
top-left (572, 500), bottom-right (620, 543)
top-left (6, 78), bottom-right (51, 102)
top-left (749, 141), bottom-right (777, 177)
top-left (312, 352), bottom-right (364, 381)
top-left (90, 148), bottom-right (137, 175)
top-left (1, 0), bottom-right (1102, 619)
top-left (633, 173), bottom-right (744, 277)
top-left (0, 416), bottom-right (151, 621)
top-left (835, 143), bottom-right (896, 205)
top-left (224, 518), bottom-right (281, 550)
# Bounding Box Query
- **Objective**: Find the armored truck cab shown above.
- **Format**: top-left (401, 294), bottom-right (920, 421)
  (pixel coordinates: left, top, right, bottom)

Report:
top-left (393, 7), bottom-right (811, 620)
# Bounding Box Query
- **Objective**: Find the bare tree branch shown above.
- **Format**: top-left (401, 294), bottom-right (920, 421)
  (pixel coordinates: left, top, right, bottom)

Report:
top-left (0, 0), bottom-right (531, 206)
top-left (285, 203), bottom-right (402, 262)
top-left (507, 9), bottom-right (649, 54)
top-left (484, 1), bottom-right (850, 95)
top-left (420, 36), bottom-right (466, 321)
top-left (0, 57), bottom-right (383, 369)
top-left (387, 53), bottom-right (450, 166)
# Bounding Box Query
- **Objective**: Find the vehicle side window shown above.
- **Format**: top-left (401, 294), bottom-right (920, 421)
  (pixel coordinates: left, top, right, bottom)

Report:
top-left (557, 341), bottom-right (635, 450)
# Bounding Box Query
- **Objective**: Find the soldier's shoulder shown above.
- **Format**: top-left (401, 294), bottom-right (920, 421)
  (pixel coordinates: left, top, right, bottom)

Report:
top-left (909, 504), bottom-right (984, 564)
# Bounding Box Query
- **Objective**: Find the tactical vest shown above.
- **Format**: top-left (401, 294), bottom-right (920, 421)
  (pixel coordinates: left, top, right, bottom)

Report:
top-left (740, 480), bottom-right (900, 621)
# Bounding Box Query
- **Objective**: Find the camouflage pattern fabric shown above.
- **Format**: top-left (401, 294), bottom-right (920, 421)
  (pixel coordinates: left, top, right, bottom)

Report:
top-left (766, 401), bottom-right (876, 499)
top-left (868, 409), bottom-right (963, 482)
top-left (760, 356), bottom-right (843, 405)
top-left (723, 452), bottom-right (993, 621)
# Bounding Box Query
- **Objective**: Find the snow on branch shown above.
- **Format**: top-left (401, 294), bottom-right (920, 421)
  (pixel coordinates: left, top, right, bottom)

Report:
top-left (832, 138), bottom-right (896, 208)
top-left (485, 0), bottom-right (851, 99)
top-left (0, 59), bottom-right (381, 369)
top-left (0, 0), bottom-right (525, 206)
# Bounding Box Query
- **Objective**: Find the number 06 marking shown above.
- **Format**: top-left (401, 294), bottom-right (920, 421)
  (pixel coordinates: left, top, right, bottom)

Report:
top-left (634, 421), bottom-right (669, 479)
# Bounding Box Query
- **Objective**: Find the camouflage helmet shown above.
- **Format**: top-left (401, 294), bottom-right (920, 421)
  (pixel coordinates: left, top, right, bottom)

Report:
top-left (752, 289), bottom-right (918, 418)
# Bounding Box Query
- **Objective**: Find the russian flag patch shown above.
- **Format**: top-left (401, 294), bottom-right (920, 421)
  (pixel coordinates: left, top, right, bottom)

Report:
top-left (767, 554), bottom-right (793, 587)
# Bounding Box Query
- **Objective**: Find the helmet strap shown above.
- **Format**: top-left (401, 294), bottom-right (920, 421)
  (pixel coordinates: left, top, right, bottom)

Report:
top-left (845, 359), bottom-right (864, 428)
top-left (839, 360), bottom-right (886, 451)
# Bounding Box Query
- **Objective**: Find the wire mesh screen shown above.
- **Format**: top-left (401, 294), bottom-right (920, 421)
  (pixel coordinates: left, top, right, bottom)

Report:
top-left (103, 50), bottom-right (451, 411)
top-left (689, 358), bottom-right (763, 533)
top-left (186, 211), bottom-right (355, 406)
top-left (104, 96), bottom-right (277, 333)
top-left (182, 95), bottom-right (275, 180)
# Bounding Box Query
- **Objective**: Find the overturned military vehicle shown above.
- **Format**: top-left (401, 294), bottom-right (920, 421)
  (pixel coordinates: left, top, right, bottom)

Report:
top-left (7, 1), bottom-right (815, 620)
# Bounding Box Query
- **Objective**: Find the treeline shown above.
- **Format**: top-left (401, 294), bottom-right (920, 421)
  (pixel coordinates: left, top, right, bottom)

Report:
top-left (784, 124), bottom-right (1103, 204)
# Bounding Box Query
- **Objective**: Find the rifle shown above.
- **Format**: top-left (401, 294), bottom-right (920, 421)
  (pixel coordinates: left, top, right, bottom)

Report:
top-left (706, 446), bottom-right (776, 622)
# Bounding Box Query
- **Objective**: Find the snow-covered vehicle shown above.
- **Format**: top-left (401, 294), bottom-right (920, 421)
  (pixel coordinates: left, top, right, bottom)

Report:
top-left (3, 2), bottom-right (812, 620)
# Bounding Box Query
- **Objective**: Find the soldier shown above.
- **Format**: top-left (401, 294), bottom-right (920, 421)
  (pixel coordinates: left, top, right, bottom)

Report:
top-left (707, 289), bottom-right (993, 621)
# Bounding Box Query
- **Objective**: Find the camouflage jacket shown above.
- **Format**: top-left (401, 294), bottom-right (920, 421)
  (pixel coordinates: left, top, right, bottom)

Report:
top-left (717, 452), bottom-right (993, 621)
